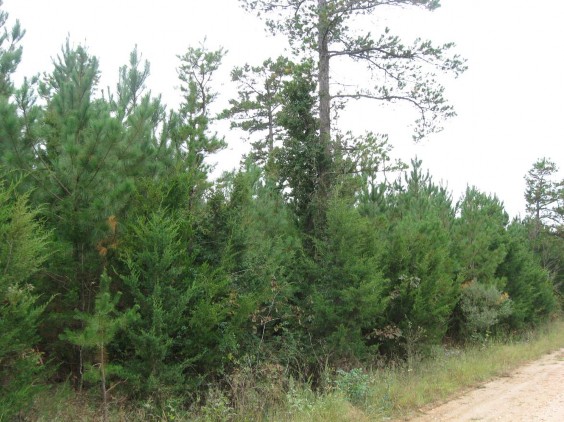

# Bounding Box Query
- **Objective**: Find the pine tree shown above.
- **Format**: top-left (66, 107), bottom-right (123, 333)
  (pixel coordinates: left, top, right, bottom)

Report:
top-left (221, 56), bottom-right (295, 169)
top-left (171, 41), bottom-right (226, 201)
top-left (525, 158), bottom-right (561, 231)
top-left (0, 40), bottom-right (164, 380)
top-left (0, 0), bottom-right (24, 97)
top-left (61, 270), bottom-right (138, 422)
top-left (240, 0), bottom-right (466, 220)
top-left (524, 158), bottom-right (564, 297)
top-left (0, 0), bottom-right (33, 180)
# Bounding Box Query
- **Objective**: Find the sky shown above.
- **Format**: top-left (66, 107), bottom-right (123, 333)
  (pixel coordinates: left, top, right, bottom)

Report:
top-left (3, 0), bottom-right (563, 217)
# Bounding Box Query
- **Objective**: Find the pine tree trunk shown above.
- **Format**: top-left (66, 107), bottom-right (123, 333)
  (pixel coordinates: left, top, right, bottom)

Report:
top-left (100, 345), bottom-right (108, 422)
top-left (266, 85), bottom-right (275, 154)
top-left (316, 0), bottom-right (332, 235)
top-left (318, 0), bottom-right (331, 148)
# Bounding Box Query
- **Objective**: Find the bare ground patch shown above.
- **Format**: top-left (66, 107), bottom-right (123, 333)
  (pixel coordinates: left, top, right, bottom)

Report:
top-left (407, 348), bottom-right (564, 422)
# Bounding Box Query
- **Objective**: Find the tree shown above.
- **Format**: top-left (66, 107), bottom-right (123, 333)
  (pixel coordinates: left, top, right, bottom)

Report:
top-left (107, 45), bottom-right (168, 178)
top-left (276, 61), bottom-right (323, 238)
top-left (61, 270), bottom-right (137, 422)
top-left (2, 41), bottom-right (164, 380)
top-left (174, 42), bottom-right (226, 161)
top-left (497, 221), bottom-right (556, 327)
top-left (169, 42), bottom-right (227, 211)
top-left (381, 160), bottom-right (457, 349)
top-left (0, 0), bottom-right (34, 180)
top-left (523, 158), bottom-right (564, 301)
top-left (110, 45), bottom-right (151, 122)
top-left (240, 0), bottom-right (466, 206)
top-left (117, 211), bottom-right (191, 399)
top-left (525, 158), bottom-right (562, 233)
top-left (217, 168), bottom-right (303, 371)
top-left (309, 197), bottom-right (388, 359)
top-left (221, 56), bottom-right (295, 168)
top-left (1, 76), bottom-right (43, 181)
top-left (0, 179), bottom-right (50, 420)
top-left (451, 187), bottom-right (511, 339)
top-left (116, 207), bottom-right (242, 398)
top-left (0, 0), bottom-right (24, 97)
top-left (453, 187), bottom-right (509, 287)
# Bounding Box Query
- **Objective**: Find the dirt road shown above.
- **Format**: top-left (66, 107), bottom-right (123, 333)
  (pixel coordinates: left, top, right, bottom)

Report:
top-left (409, 348), bottom-right (564, 422)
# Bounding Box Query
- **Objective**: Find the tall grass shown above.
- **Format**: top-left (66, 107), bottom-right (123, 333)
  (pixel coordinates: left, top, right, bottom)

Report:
top-left (271, 319), bottom-right (564, 422)
top-left (29, 320), bottom-right (563, 421)
top-left (382, 319), bottom-right (563, 420)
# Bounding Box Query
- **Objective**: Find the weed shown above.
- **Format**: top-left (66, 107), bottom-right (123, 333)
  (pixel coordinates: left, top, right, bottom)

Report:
top-left (28, 320), bottom-right (564, 422)
top-left (334, 368), bottom-right (370, 406)
top-left (200, 388), bottom-right (234, 422)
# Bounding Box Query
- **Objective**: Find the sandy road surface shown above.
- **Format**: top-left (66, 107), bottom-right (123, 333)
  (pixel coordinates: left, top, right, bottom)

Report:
top-left (409, 348), bottom-right (564, 422)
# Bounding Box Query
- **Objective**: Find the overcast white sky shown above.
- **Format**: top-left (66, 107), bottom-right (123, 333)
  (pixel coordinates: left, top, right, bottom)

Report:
top-left (3, 0), bottom-right (563, 217)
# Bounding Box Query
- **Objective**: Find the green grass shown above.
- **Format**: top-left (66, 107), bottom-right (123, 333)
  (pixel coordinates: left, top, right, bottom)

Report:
top-left (29, 319), bottom-right (564, 421)
top-left (379, 320), bottom-right (564, 420)
top-left (271, 319), bottom-right (564, 422)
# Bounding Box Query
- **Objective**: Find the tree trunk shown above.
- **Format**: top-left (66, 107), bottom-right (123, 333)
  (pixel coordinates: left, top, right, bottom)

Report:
top-left (318, 0), bottom-right (331, 149)
top-left (100, 345), bottom-right (108, 422)
top-left (316, 0), bottom-right (332, 235)
top-left (266, 85), bottom-right (275, 154)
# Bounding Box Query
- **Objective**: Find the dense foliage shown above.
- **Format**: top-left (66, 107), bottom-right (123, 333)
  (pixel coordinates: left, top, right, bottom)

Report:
top-left (0, 1), bottom-right (562, 418)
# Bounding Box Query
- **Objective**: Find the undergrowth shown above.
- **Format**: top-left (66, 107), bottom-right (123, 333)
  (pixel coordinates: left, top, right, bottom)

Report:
top-left (29, 319), bottom-right (563, 422)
